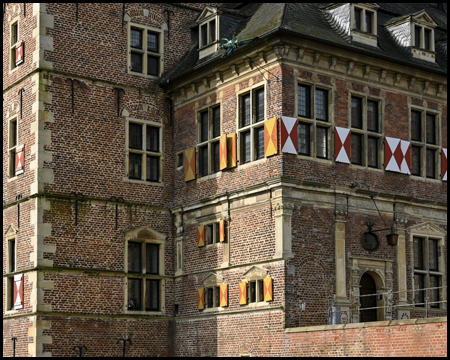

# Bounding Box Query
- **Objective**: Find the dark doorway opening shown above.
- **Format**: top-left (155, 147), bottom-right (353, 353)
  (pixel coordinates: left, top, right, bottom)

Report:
top-left (360, 272), bottom-right (377, 322)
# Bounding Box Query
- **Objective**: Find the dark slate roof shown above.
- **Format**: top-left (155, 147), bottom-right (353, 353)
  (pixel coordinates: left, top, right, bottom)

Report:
top-left (160, 3), bottom-right (447, 85)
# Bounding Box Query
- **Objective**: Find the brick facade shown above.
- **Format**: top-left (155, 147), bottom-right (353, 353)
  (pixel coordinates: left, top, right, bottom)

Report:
top-left (3, 3), bottom-right (447, 357)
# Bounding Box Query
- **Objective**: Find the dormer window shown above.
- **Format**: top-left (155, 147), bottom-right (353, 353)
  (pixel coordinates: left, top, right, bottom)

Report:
top-left (196, 6), bottom-right (219, 59)
top-left (413, 24), bottom-right (434, 51)
top-left (354, 7), bottom-right (375, 34)
top-left (351, 3), bottom-right (379, 47)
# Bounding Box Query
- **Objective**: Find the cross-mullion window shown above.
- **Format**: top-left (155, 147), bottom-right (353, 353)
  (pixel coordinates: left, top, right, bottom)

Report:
top-left (129, 25), bottom-right (162, 77)
top-left (197, 105), bottom-right (221, 177)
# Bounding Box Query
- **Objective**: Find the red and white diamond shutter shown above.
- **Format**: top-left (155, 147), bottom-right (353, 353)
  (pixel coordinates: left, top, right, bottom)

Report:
top-left (14, 273), bottom-right (24, 310)
top-left (384, 137), bottom-right (411, 175)
top-left (443, 148), bottom-right (447, 181)
top-left (15, 145), bottom-right (25, 176)
top-left (280, 116), bottom-right (298, 154)
top-left (15, 41), bottom-right (24, 66)
top-left (334, 127), bottom-right (351, 164)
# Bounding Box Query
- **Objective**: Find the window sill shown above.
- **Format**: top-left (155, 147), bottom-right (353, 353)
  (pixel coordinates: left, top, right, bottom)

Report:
top-left (127, 69), bottom-right (161, 80)
top-left (7, 176), bottom-right (18, 183)
top-left (409, 175), bottom-right (443, 183)
top-left (295, 155), bottom-right (332, 165)
top-left (244, 301), bottom-right (269, 308)
top-left (122, 177), bottom-right (164, 187)
top-left (124, 310), bottom-right (164, 316)
top-left (202, 306), bottom-right (225, 313)
top-left (347, 164), bottom-right (384, 173)
top-left (197, 171), bottom-right (221, 183)
top-left (237, 157), bottom-right (268, 171)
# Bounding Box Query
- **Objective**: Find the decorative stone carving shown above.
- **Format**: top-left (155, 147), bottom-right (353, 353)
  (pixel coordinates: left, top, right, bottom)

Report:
top-left (243, 266), bottom-right (269, 280)
top-left (203, 272), bottom-right (224, 286)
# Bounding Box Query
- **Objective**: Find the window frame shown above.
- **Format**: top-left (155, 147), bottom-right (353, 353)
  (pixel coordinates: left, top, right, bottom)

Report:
top-left (127, 23), bottom-right (163, 78)
top-left (199, 17), bottom-right (217, 48)
top-left (10, 18), bottom-right (21, 71)
top-left (412, 23), bottom-right (435, 52)
top-left (124, 234), bottom-right (165, 315)
top-left (411, 234), bottom-right (445, 310)
top-left (409, 108), bottom-right (441, 180)
top-left (296, 81), bottom-right (333, 160)
top-left (348, 93), bottom-right (383, 169)
top-left (125, 118), bottom-right (163, 184)
top-left (5, 226), bottom-right (19, 313)
top-left (237, 84), bottom-right (266, 165)
top-left (8, 117), bottom-right (18, 179)
top-left (196, 103), bottom-right (222, 178)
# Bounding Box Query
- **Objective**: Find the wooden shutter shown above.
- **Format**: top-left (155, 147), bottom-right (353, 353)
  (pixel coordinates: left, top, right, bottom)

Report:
top-left (219, 219), bottom-right (225, 242)
top-left (220, 134), bottom-right (228, 170)
top-left (264, 117), bottom-right (278, 157)
top-left (15, 41), bottom-right (24, 66)
top-left (385, 137), bottom-right (411, 175)
top-left (335, 127), bottom-right (351, 164)
top-left (198, 288), bottom-right (205, 310)
top-left (197, 225), bottom-right (205, 247)
top-left (220, 284), bottom-right (228, 307)
top-left (184, 147), bottom-right (196, 181)
top-left (226, 132), bottom-right (237, 168)
top-left (14, 273), bottom-right (24, 310)
top-left (263, 278), bottom-right (273, 302)
top-left (15, 144), bottom-right (25, 176)
top-left (239, 282), bottom-right (247, 305)
top-left (280, 116), bottom-right (298, 154)
top-left (442, 148), bottom-right (447, 181)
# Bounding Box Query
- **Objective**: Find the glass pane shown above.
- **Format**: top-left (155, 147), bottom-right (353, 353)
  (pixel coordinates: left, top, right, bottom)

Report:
top-left (411, 111), bottom-right (421, 142)
top-left (131, 52), bottom-right (143, 73)
top-left (9, 240), bottom-right (15, 272)
top-left (426, 149), bottom-right (435, 178)
top-left (146, 244), bottom-right (159, 274)
top-left (11, 120), bottom-right (17, 148)
top-left (414, 274), bottom-right (424, 306)
top-left (298, 123), bottom-right (310, 156)
top-left (128, 278), bottom-right (142, 310)
top-left (415, 25), bottom-right (421, 48)
top-left (241, 94), bottom-right (251, 127)
top-left (411, 146), bottom-right (421, 176)
top-left (146, 126), bottom-right (159, 152)
top-left (242, 131), bottom-right (251, 163)
top-left (199, 146), bottom-right (208, 177)
top-left (147, 56), bottom-right (159, 76)
top-left (429, 239), bottom-right (438, 271)
top-left (351, 133), bottom-right (362, 165)
top-left (128, 242), bottom-right (142, 273)
top-left (200, 111), bottom-right (209, 142)
top-left (206, 225), bottom-right (213, 245)
top-left (315, 89), bottom-right (328, 121)
top-left (130, 29), bottom-right (142, 49)
top-left (426, 114), bottom-right (436, 144)
top-left (365, 11), bottom-right (373, 33)
top-left (212, 107), bottom-right (221, 138)
top-left (201, 24), bottom-right (207, 46)
top-left (429, 276), bottom-right (440, 308)
top-left (129, 153), bottom-right (142, 180)
top-left (255, 88), bottom-right (265, 123)
top-left (424, 29), bottom-right (431, 51)
top-left (12, 23), bottom-right (18, 44)
top-left (413, 237), bottom-right (424, 269)
top-left (368, 137), bottom-right (378, 168)
top-left (210, 19), bottom-right (216, 42)
top-left (207, 288), bottom-right (214, 308)
top-left (146, 279), bottom-right (159, 311)
top-left (147, 32), bottom-right (158, 52)
top-left (146, 156), bottom-right (159, 182)
top-left (129, 123), bottom-right (143, 149)
top-left (354, 8), bottom-right (362, 30)
top-left (249, 281), bottom-right (256, 303)
top-left (367, 101), bottom-right (378, 132)
top-left (212, 141), bottom-right (220, 173)
top-left (316, 127), bottom-right (327, 159)
top-left (255, 127), bottom-right (265, 160)
top-left (351, 97), bottom-right (363, 129)
top-left (258, 280), bottom-right (264, 302)
top-left (214, 287), bottom-right (220, 307)
top-left (298, 85), bottom-right (311, 118)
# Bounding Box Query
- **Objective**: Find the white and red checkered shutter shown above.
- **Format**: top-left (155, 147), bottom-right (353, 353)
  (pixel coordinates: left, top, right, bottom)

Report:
top-left (14, 273), bottom-right (24, 310)
top-left (280, 116), bottom-right (298, 154)
top-left (442, 148), bottom-right (447, 181)
top-left (334, 127), bottom-right (351, 164)
top-left (384, 137), bottom-right (411, 175)
top-left (15, 145), bottom-right (25, 176)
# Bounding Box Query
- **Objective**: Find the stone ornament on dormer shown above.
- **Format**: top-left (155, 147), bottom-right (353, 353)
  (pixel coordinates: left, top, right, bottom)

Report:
top-left (196, 6), bottom-right (219, 59)
top-left (386, 10), bottom-right (437, 63)
top-left (203, 272), bottom-right (224, 286)
top-left (243, 266), bottom-right (269, 281)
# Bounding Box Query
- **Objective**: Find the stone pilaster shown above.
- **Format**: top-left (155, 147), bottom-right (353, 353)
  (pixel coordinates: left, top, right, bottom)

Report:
top-left (273, 201), bottom-right (294, 260)
top-left (334, 209), bottom-right (350, 306)
top-left (174, 209), bottom-right (184, 276)
top-left (394, 207), bottom-right (409, 319)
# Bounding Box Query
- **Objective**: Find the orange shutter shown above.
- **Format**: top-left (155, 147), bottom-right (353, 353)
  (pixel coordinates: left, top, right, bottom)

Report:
top-left (197, 225), bottom-right (205, 247)
top-left (227, 132), bottom-right (237, 168)
top-left (184, 147), bottom-right (196, 182)
top-left (239, 282), bottom-right (247, 305)
top-left (220, 284), bottom-right (228, 307)
top-left (264, 117), bottom-right (278, 157)
top-left (198, 288), bottom-right (205, 310)
top-left (263, 278), bottom-right (273, 302)
top-left (220, 134), bottom-right (228, 170)
top-left (219, 219), bottom-right (225, 242)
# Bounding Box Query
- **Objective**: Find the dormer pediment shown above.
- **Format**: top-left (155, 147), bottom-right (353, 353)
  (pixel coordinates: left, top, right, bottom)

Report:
top-left (409, 222), bottom-right (447, 237)
top-left (5, 224), bottom-right (18, 238)
top-left (196, 6), bottom-right (217, 24)
top-left (124, 226), bottom-right (167, 242)
top-left (412, 11), bottom-right (437, 28)
top-left (243, 266), bottom-right (269, 280)
top-left (203, 272), bottom-right (224, 286)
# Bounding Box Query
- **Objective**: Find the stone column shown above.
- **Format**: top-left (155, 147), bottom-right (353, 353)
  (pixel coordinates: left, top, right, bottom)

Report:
top-left (395, 208), bottom-right (409, 319)
top-left (221, 213), bottom-right (231, 268)
top-left (174, 210), bottom-right (184, 277)
top-left (273, 201), bottom-right (294, 260)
